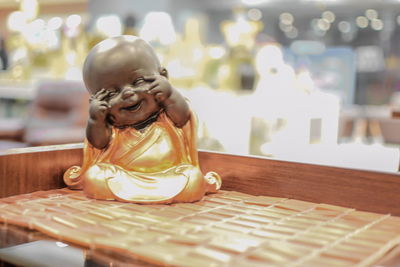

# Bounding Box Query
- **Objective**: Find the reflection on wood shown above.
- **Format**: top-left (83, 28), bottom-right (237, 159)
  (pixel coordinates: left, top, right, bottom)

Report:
top-left (1, 189), bottom-right (400, 266)
top-left (200, 151), bottom-right (400, 216)
top-left (0, 144), bottom-right (83, 198)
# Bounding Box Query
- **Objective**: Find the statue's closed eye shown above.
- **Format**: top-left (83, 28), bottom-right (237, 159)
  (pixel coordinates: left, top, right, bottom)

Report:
top-left (106, 90), bottom-right (119, 99)
top-left (133, 78), bottom-right (145, 86)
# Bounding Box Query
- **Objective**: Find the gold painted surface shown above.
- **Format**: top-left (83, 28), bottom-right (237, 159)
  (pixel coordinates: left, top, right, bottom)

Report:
top-left (1, 189), bottom-right (400, 266)
top-left (63, 112), bottom-right (221, 204)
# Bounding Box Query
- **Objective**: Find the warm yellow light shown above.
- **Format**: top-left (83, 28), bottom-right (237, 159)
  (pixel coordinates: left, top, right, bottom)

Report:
top-left (31, 18), bottom-right (45, 29)
top-left (193, 48), bottom-right (203, 61)
top-left (22, 19), bottom-right (45, 45)
top-left (11, 47), bottom-right (28, 62)
top-left (20, 0), bottom-right (38, 21)
top-left (208, 46), bottom-right (226, 59)
top-left (47, 17), bottom-right (63, 30)
top-left (225, 26), bottom-right (240, 46)
top-left (7, 11), bottom-right (28, 32)
top-left (44, 30), bottom-right (59, 49)
top-left (66, 52), bottom-right (76, 65)
top-left (255, 44), bottom-right (284, 75)
top-left (65, 66), bottom-right (82, 80)
top-left (166, 60), bottom-right (195, 78)
top-left (66, 14), bottom-right (81, 28)
top-left (95, 15), bottom-right (122, 37)
top-left (139, 12), bottom-right (176, 45)
top-left (224, 16), bottom-right (255, 46)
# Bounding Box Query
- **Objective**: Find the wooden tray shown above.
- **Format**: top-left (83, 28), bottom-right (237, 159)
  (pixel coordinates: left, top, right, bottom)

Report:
top-left (0, 144), bottom-right (400, 266)
top-left (1, 143), bottom-right (400, 216)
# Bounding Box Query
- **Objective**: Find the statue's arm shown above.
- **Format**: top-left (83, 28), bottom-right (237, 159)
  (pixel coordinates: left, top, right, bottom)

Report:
top-left (161, 87), bottom-right (190, 127)
top-left (86, 88), bottom-right (112, 149)
top-left (86, 118), bottom-right (112, 149)
top-left (146, 73), bottom-right (190, 128)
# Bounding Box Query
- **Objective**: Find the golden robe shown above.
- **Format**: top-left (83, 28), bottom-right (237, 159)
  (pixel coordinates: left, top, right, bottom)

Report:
top-left (63, 112), bottom-right (221, 204)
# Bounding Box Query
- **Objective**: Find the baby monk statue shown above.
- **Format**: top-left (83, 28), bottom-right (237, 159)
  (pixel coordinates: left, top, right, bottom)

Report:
top-left (64, 35), bottom-right (221, 204)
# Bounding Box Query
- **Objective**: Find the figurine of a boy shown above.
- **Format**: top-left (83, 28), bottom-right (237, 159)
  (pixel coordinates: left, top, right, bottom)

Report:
top-left (64, 35), bottom-right (221, 203)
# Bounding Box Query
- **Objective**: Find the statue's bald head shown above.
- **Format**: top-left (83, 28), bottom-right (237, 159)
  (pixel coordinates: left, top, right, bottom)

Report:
top-left (83, 35), bottom-right (161, 95)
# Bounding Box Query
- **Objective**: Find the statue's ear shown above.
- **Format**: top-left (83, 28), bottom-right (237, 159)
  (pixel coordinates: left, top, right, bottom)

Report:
top-left (160, 67), bottom-right (168, 78)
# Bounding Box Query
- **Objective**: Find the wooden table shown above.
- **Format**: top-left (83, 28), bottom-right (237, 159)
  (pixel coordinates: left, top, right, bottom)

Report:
top-left (0, 144), bottom-right (400, 266)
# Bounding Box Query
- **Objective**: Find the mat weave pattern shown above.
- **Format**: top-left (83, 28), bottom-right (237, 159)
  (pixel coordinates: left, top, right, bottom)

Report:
top-left (1, 189), bottom-right (399, 266)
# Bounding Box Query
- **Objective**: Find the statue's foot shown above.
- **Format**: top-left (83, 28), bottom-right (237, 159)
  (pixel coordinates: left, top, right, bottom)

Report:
top-left (204, 171), bottom-right (222, 193)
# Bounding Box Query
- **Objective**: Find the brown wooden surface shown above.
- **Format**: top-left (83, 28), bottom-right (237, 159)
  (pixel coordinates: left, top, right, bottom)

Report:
top-left (200, 152), bottom-right (400, 216)
top-left (1, 144), bottom-right (400, 216)
top-left (0, 144), bottom-right (83, 198)
top-left (392, 109), bottom-right (400, 119)
top-left (2, 188), bottom-right (400, 267)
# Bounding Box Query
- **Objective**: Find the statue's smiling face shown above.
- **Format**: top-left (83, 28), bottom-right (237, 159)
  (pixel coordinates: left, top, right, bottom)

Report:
top-left (84, 37), bottom-right (163, 128)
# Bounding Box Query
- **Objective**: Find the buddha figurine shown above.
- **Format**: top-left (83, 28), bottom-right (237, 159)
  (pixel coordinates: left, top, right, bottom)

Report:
top-left (64, 35), bottom-right (221, 204)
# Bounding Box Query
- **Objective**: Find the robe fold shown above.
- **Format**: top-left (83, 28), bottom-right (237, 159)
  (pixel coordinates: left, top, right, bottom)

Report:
top-left (64, 111), bottom-right (221, 204)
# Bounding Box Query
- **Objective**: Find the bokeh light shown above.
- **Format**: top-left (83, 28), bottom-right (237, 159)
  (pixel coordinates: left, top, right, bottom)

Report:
top-left (322, 11), bottom-right (335, 23)
top-left (139, 12), bottom-right (177, 45)
top-left (371, 19), bottom-right (384, 31)
top-left (95, 15), bottom-right (123, 37)
top-left (279, 12), bottom-right (294, 25)
top-left (47, 17), bottom-right (63, 31)
top-left (356, 16), bottom-right (368, 28)
top-left (248, 8), bottom-right (262, 21)
top-left (338, 21), bottom-right (351, 33)
top-left (365, 9), bottom-right (378, 20)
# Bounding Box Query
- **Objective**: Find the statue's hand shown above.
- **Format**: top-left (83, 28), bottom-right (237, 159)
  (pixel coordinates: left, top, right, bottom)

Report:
top-left (89, 88), bottom-right (110, 122)
top-left (144, 75), bottom-right (172, 105)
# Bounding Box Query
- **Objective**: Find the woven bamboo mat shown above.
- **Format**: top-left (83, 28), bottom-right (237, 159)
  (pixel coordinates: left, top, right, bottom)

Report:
top-left (1, 189), bottom-right (399, 266)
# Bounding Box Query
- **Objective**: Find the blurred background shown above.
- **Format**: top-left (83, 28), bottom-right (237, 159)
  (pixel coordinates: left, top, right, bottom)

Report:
top-left (0, 0), bottom-right (399, 172)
